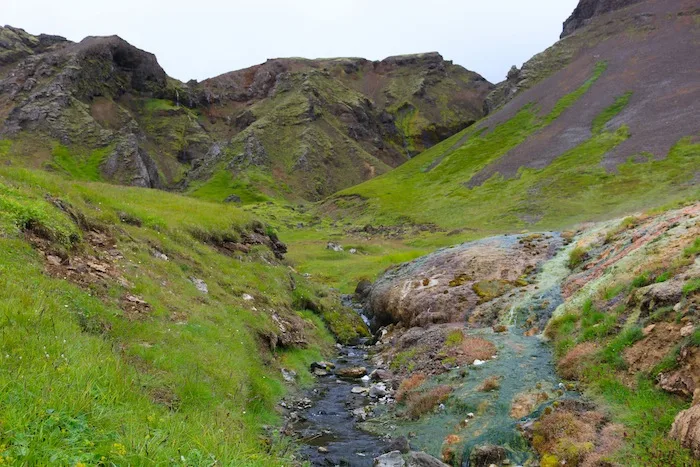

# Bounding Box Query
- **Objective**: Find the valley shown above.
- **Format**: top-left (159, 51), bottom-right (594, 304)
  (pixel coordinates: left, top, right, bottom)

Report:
top-left (0, 0), bottom-right (698, 466)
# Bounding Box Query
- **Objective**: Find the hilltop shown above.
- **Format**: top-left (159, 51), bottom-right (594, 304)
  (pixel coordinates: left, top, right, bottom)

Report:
top-left (0, 27), bottom-right (491, 201)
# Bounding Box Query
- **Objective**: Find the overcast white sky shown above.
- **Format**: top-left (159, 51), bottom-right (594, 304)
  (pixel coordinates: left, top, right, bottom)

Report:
top-left (4, 0), bottom-right (578, 84)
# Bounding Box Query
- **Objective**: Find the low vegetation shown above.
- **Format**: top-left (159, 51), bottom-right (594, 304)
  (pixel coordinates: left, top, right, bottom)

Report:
top-left (544, 221), bottom-right (699, 465)
top-left (0, 165), bottom-right (364, 465)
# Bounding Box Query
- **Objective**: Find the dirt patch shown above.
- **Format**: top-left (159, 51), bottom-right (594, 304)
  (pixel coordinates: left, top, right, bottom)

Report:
top-left (624, 322), bottom-right (683, 374)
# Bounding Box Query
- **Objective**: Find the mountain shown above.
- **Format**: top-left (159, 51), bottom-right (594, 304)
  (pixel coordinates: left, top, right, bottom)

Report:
top-left (326, 0), bottom-right (699, 232)
top-left (0, 27), bottom-right (491, 201)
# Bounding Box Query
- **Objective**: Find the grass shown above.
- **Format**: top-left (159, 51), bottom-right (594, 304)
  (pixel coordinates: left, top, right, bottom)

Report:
top-left (592, 92), bottom-right (633, 134)
top-left (326, 60), bottom-right (698, 236)
top-left (588, 376), bottom-right (694, 466)
top-left (568, 247), bottom-right (588, 269)
top-left (683, 237), bottom-right (700, 257)
top-left (48, 145), bottom-right (111, 182)
top-left (0, 165), bottom-right (363, 464)
top-left (142, 98), bottom-right (179, 112)
top-left (188, 168), bottom-right (273, 204)
top-left (682, 277), bottom-right (700, 296)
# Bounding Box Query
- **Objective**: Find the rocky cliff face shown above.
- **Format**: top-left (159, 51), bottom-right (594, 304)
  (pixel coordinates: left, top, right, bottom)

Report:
top-left (187, 52), bottom-right (491, 200)
top-left (561, 0), bottom-right (646, 38)
top-left (0, 28), bottom-right (199, 188)
top-left (0, 27), bottom-right (492, 200)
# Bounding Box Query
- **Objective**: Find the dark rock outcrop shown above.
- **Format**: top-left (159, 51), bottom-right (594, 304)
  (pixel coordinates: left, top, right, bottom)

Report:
top-left (561, 0), bottom-right (646, 38)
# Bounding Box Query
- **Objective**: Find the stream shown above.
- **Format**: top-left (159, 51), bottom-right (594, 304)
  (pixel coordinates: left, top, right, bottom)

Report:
top-left (293, 242), bottom-right (578, 467)
top-left (294, 343), bottom-right (388, 466)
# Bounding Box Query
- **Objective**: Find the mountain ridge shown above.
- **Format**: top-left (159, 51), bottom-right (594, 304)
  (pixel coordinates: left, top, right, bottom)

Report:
top-left (0, 27), bottom-right (491, 200)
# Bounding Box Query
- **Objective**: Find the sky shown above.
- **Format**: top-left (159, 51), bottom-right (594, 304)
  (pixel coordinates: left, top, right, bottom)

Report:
top-left (4, 0), bottom-right (579, 84)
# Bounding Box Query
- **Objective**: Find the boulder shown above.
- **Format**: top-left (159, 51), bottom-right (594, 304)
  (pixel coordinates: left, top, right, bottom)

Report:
top-left (628, 280), bottom-right (683, 318)
top-left (190, 277), bottom-right (208, 294)
top-left (355, 279), bottom-right (373, 300)
top-left (224, 194), bottom-right (242, 203)
top-left (385, 436), bottom-right (410, 454)
top-left (670, 404), bottom-right (700, 459)
top-left (369, 383), bottom-right (388, 398)
top-left (336, 366), bottom-right (368, 378)
top-left (371, 369), bottom-right (394, 382)
top-left (406, 451), bottom-right (451, 467)
top-left (326, 242), bottom-right (344, 252)
top-left (469, 444), bottom-right (507, 467)
top-left (367, 234), bottom-right (560, 328)
top-left (374, 450), bottom-right (405, 467)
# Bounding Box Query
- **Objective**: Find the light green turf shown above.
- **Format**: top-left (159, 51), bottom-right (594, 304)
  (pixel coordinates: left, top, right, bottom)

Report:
top-left (0, 165), bottom-right (367, 465)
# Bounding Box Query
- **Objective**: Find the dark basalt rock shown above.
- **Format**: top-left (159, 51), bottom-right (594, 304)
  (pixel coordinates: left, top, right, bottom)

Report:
top-left (74, 35), bottom-right (168, 96)
top-left (561, 0), bottom-right (645, 38)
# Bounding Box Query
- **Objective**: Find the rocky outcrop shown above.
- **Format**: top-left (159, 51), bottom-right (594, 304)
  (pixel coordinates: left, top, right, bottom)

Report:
top-left (484, 65), bottom-right (521, 113)
top-left (0, 25), bottom-right (67, 65)
top-left (0, 30), bottom-right (492, 200)
top-left (670, 392), bottom-right (700, 459)
top-left (368, 233), bottom-right (561, 328)
top-left (561, 0), bottom-right (646, 38)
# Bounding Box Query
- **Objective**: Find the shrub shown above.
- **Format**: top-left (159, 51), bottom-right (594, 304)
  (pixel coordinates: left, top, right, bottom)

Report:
top-left (632, 272), bottom-right (651, 288)
top-left (458, 337), bottom-right (497, 365)
top-left (396, 373), bottom-right (426, 402)
top-left (444, 329), bottom-right (465, 347)
top-left (655, 271), bottom-right (671, 283)
top-left (568, 247), bottom-right (588, 269)
top-left (405, 385), bottom-right (453, 419)
top-left (477, 375), bottom-right (502, 392)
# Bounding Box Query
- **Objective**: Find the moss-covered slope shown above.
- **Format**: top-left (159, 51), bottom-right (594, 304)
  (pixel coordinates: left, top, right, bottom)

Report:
top-left (327, 0), bottom-right (700, 232)
top-left (0, 29), bottom-right (491, 201)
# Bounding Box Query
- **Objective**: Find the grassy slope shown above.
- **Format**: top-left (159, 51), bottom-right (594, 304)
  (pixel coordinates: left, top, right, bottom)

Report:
top-left (0, 165), bottom-right (366, 465)
top-left (335, 61), bottom-right (699, 230)
top-left (543, 213), bottom-right (700, 465)
top-left (265, 60), bottom-right (698, 292)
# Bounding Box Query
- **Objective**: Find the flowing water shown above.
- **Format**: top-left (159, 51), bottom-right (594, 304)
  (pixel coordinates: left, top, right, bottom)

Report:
top-left (295, 243), bottom-right (579, 466)
top-left (295, 344), bottom-right (388, 466)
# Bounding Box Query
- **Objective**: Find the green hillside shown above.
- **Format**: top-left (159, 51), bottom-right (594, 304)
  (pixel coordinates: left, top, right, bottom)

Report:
top-left (329, 61), bottom-right (699, 231)
top-left (0, 165), bottom-right (366, 465)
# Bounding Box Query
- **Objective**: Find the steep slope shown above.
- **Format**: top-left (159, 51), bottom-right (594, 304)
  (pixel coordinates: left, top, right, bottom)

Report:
top-left (0, 164), bottom-right (367, 465)
top-left (187, 53), bottom-right (491, 201)
top-left (327, 0), bottom-right (699, 232)
top-left (0, 28), bottom-right (491, 201)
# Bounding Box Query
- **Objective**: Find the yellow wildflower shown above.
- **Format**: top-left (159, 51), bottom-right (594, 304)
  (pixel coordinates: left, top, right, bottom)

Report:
top-left (111, 443), bottom-right (127, 456)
